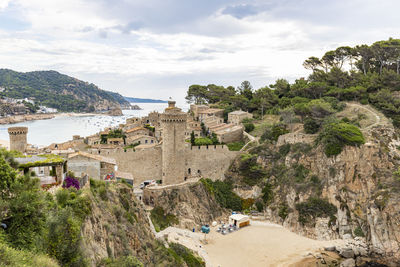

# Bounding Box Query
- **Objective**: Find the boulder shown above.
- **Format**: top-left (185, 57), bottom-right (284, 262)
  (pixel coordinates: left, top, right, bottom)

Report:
top-left (340, 248), bottom-right (355, 258)
top-left (340, 258), bottom-right (355, 267)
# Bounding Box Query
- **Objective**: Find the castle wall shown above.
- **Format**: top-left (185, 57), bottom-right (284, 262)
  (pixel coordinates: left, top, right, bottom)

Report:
top-left (90, 147), bottom-right (162, 185)
top-left (276, 132), bottom-right (316, 147)
top-left (185, 145), bottom-right (240, 181)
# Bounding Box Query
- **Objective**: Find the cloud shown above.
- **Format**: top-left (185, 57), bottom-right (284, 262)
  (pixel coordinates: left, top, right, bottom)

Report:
top-left (0, 0), bottom-right (399, 102)
top-left (221, 4), bottom-right (259, 19)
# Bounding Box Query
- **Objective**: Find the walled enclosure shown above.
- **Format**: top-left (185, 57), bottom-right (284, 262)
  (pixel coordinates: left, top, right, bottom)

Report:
top-left (8, 127), bottom-right (28, 153)
top-left (185, 145), bottom-right (240, 181)
top-left (91, 147), bottom-right (162, 185)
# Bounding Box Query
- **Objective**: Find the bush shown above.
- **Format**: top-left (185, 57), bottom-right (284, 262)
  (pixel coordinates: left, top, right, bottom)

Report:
top-left (260, 123), bottom-right (289, 143)
top-left (168, 243), bottom-right (205, 267)
top-left (194, 137), bottom-right (213, 146)
top-left (255, 200), bottom-right (264, 212)
top-left (261, 183), bottom-right (274, 204)
top-left (295, 197), bottom-right (337, 225)
top-left (241, 198), bottom-right (255, 210)
top-left (278, 144), bottom-right (291, 157)
top-left (303, 117), bottom-right (320, 134)
top-left (100, 256), bottom-right (143, 267)
top-left (200, 178), bottom-right (242, 211)
top-left (227, 141), bottom-right (245, 151)
top-left (239, 153), bottom-right (266, 185)
top-left (244, 122), bottom-right (255, 133)
top-left (317, 121), bottom-right (365, 157)
top-left (150, 207), bottom-right (179, 232)
top-left (278, 204), bottom-right (290, 220)
top-left (62, 176), bottom-right (80, 190)
top-left (354, 226), bottom-right (365, 237)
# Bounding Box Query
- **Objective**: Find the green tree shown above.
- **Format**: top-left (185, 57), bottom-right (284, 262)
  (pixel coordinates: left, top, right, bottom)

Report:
top-left (190, 131), bottom-right (195, 146)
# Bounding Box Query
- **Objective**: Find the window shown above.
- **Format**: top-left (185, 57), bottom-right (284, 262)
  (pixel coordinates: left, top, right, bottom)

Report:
top-left (151, 140), bottom-right (154, 143)
top-left (188, 168), bottom-right (191, 174)
top-left (145, 140), bottom-right (148, 144)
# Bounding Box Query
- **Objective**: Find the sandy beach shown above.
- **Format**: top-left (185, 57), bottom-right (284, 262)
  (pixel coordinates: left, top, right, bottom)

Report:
top-left (204, 221), bottom-right (339, 267)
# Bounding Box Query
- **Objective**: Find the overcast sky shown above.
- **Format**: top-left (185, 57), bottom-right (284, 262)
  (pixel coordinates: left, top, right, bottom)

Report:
top-left (0, 0), bottom-right (399, 101)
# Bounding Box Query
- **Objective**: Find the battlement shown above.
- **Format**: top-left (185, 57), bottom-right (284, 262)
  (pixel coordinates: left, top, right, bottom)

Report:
top-left (160, 113), bottom-right (187, 123)
top-left (188, 144), bottom-right (231, 152)
top-left (8, 127), bottom-right (28, 135)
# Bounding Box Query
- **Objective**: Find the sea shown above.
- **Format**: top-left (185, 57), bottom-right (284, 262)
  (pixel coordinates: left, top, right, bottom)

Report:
top-left (0, 102), bottom-right (189, 147)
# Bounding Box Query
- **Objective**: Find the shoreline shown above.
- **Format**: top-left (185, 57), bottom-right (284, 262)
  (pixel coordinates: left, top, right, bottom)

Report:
top-left (0, 111), bottom-right (132, 125)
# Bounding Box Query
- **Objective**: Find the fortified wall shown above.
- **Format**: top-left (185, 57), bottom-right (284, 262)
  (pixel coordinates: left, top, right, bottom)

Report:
top-left (276, 132), bottom-right (316, 147)
top-left (185, 145), bottom-right (239, 181)
top-left (90, 146), bottom-right (162, 184)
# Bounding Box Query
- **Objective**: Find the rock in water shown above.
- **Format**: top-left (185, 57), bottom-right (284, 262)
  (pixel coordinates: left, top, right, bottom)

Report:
top-left (107, 107), bottom-right (123, 116)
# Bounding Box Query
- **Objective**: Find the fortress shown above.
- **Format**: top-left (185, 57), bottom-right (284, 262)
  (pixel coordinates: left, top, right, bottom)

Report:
top-left (89, 100), bottom-right (241, 185)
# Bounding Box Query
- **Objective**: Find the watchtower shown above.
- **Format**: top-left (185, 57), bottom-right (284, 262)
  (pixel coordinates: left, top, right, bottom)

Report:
top-left (160, 100), bottom-right (187, 185)
top-left (8, 127), bottom-right (28, 153)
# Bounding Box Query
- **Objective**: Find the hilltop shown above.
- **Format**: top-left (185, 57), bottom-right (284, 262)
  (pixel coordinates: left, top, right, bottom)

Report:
top-left (0, 69), bottom-right (130, 112)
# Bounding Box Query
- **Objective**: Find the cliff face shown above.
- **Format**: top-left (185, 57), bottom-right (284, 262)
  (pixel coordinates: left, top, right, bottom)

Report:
top-left (81, 183), bottom-right (181, 266)
top-left (228, 124), bottom-right (400, 263)
top-left (144, 182), bottom-right (228, 229)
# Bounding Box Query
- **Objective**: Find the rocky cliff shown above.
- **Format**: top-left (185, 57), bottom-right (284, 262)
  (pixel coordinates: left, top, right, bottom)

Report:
top-left (81, 181), bottom-right (194, 266)
top-left (227, 122), bottom-right (400, 265)
top-left (144, 182), bottom-right (228, 229)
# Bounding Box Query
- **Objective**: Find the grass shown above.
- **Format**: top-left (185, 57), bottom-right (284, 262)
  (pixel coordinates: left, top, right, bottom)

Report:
top-left (226, 141), bottom-right (245, 151)
top-left (249, 115), bottom-right (281, 137)
top-left (0, 241), bottom-right (60, 267)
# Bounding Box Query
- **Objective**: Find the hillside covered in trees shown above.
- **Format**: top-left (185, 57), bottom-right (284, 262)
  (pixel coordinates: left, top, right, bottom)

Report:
top-left (186, 38), bottom-right (400, 127)
top-left (0, 69), bottom-right (130, 112)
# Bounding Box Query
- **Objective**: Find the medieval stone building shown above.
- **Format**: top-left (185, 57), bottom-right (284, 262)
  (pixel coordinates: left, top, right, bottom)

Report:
top-left (8, 126), bottom-right (28, 153)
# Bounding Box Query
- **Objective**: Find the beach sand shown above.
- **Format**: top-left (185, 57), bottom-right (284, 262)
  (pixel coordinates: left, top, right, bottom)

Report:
top-left (204, 221), bottom-right (338, 267)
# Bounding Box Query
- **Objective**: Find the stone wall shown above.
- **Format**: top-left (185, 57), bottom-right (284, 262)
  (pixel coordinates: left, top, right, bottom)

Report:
top-left (67, 155), bottom-right (101, 179)
top-left (185, 145), bottom-right (240, 181)
top-left (276, 132), bottom-right (316, 147)
top-left (91, 147), bottom-right (162, 185)
top-left (215, 126), bottom-right (243, 143)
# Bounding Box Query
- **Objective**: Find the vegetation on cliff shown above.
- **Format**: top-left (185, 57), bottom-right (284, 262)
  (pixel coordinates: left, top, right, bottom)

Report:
top-left (0, 150), bottom-right (203, 266)
top-left (0, 69), bottom-right (129, 112)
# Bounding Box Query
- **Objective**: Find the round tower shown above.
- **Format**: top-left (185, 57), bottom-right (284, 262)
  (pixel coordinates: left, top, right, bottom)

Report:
top-left (160, 100), bottom-right (187, 185)
top-left (8, 127), bottom-right (28, 153)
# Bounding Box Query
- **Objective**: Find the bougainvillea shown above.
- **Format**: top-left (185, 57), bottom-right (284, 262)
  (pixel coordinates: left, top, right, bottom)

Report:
top-left (62, 176), bottom-right (80, 190)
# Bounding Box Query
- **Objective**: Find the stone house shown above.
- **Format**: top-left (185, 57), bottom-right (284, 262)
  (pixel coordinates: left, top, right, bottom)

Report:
top-left (107, 137), bottom-right (124, 146)
top-left (228, 110), bottom-right (253, 125)
top-left (125, 127), bottom-right (149, 137)
top-left (198, 108), bottom-right (224, 121)
top-left (87, 134), bottom-right (101, 146)
top-left (214, 125), bottom-right (244, 143)
top-left (190, 104), bottom-right (209, 120)
top-left (127, 135), bottom-right (157, 146)
top-left (67, 151), bottom-right (117, 180)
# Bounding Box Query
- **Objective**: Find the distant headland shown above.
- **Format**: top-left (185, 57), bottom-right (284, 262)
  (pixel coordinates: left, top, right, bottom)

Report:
top-left (124, 97), bottom-right (168, 103)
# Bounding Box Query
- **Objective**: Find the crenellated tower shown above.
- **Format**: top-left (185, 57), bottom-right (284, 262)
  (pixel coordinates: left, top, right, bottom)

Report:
top-left (160, 100), bottom-right (187, 185)
top-left (8, 127), bottom-right (28, 153)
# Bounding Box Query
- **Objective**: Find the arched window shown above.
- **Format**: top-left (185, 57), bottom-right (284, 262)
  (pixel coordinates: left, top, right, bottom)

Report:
top-left (188, 168), bottom-right (191, 174)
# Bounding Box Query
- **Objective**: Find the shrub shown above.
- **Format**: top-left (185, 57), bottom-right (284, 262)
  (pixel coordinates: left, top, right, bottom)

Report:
top-left (260, 123), bottom-right (289, 143)
top-left (200, 178), bottom-right (242, 211)
top-left (244, 122), bottom-right (255, 133)
top-left (354, 226), bottom-right (365, 237)
top-left (239, 153), bottom-right (266, 186)
top-left (227, 141), bottom-right (245, 151)
top-left (168, 243), bottom-right (205, 267)
top-left (150, 207), bottom-right (179, 232)
top-left (241, 198), bottom-right (255, 210)
top-left (278, 204), bottom-right (289, 220)
top-left (317, 121), bottom-right (365, 157)
top-left (62, 176), bottom-right (80, 190)
top-left (255, 200), bottom-right (264, 212)
top-left (295, 197), bottom-right (337, 225)
top-left (194, 137), bottom-right (213, 146)
top-left (293, 164), bottom-right (310, 183)
top-left (278, 144), bottom-right (291, 157)
top-left (99, 256), bottom-right (143, 267)
top-left (303, 117), bottom-right (320, 134)
top-left (261, 183), bottom-right (274, 204)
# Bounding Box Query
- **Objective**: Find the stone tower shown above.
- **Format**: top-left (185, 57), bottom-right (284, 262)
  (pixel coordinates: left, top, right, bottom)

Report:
top-left (8, 127), bottom-right (28, 153)
top-left (160, 100), bottom-right (187, 185)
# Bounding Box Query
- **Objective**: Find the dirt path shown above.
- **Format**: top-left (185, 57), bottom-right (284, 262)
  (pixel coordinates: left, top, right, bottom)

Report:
top-left (344, 102), bottom-right (389, 129)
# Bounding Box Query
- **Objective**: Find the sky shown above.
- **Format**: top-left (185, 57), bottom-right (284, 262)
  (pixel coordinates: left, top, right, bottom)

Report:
top-left (0, 0), bottom-right (399, 101)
